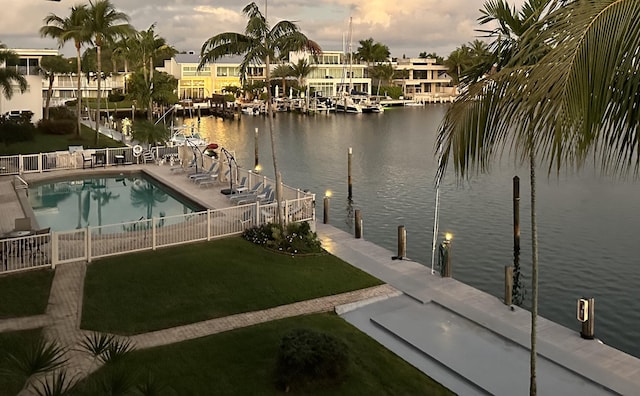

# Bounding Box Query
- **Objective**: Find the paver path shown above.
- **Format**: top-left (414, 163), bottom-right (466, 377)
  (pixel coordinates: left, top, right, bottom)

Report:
top-left (1, 260), bottom-right (396, 395)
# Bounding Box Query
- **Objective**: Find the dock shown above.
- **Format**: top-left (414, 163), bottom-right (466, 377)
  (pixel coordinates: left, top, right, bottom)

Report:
top-left (317, 223), bottom-right (640, 395)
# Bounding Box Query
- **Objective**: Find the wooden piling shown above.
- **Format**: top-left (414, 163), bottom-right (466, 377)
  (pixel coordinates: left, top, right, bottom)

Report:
top-left (513, 176), bottom-right (521, 302)
top-left (348, 147), bottom-right (353, 200)
top-left (323, 196), bottom-right (329, 224)
top-left (442, 241), bottom-right (452, 277)
top-left (397, 225), bottom-right (406, 259)
top-left (355, 209), bottom-right (362, 239)
top-left (505, 266), bottom-right (514, 305)
top-left (254, 128), bottom-right (259, 169)
top-left (581, 298), bottom-right (596, 339)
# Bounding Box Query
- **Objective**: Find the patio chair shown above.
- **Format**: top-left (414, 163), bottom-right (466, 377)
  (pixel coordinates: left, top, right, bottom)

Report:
top-left (28, 227), bottom-right (51, 259)
top-left (81, 153), bottom-right (93, 169)
top-left (236, 186), bottom-right (273, 205)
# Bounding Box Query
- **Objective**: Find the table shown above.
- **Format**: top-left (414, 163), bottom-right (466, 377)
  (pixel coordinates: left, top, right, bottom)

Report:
top-left (114, 155), bottom-right (126, 165)
top-left (92, 152), bottom-right (106, 167)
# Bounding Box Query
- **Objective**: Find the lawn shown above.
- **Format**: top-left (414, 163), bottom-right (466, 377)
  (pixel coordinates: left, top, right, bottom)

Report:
top-left (81, 237), bottom-right (384, 335)
top-left (0, 329), bottom-right (43, 396)
top-left (75, 313), bottom-right (455, 396)
top-left (0, 124), bottom-right (125, 156)
top-left (0, 270), bottom-right (54, 318)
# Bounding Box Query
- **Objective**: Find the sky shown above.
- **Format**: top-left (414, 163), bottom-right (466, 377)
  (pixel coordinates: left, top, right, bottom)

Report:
top-left (0, 0), bottom-right (525, 59)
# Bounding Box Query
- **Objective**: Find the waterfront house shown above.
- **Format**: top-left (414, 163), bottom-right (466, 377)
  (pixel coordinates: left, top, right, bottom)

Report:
top-left (392, 57), bottom-right (455, 100)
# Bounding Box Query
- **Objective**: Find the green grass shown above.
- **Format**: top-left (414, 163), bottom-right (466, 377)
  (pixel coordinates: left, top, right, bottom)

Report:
top-left (0, 270), bottom-right (54, 318)
top-left (0, 329), bottom-right (43, 396)
top-left (81, 238), bottom-right (383, 335)
top-left (75, 313), bottom-right (455, 396)
top-left (0, 124), bottom-right (125, 155)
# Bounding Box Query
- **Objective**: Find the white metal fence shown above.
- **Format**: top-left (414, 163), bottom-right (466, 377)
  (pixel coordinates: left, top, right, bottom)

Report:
top-left (1, 198), bottom-right (315, 275)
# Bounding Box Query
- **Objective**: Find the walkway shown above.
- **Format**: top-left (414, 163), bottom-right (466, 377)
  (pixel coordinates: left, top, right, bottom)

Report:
top-left (0, 259), bottom-right (396, 394)
top-left (317, 223), bottom-right (640, 395)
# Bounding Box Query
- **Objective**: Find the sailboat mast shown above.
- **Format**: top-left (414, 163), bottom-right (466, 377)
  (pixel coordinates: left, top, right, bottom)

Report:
top-left (348, 17), bottom-right (353, 93)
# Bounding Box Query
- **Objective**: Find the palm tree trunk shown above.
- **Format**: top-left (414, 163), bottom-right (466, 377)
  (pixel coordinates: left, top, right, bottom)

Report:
top-left (45, 75), bottom-right (54, 120)
top-left (265, 54), bottom-right (284, 227)
top-left (147, 56), bottom-right (153, 121)
top-left (95, 41), bottom-right (102, 145)
top-left (76, 44), bottom-right (82, 137)
top-left (529, 149), bottom-right (538, 396)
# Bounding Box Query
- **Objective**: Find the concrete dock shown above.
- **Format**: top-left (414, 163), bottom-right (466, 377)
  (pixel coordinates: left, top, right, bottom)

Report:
top-left (317, 223), bottom-right (640, 395)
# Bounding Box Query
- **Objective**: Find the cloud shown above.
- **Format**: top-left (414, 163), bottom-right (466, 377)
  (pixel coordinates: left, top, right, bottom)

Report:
top-left (1, 0), bottom-right (526, 58)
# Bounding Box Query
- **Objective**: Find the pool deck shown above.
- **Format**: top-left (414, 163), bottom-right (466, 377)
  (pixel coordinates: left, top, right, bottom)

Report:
top-left (0, 163), bottom-right (245, 234)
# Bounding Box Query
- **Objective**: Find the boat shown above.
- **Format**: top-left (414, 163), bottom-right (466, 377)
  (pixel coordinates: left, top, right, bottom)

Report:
top-left (169, 124), bottom-right (208, 147)
top-left (333, 93), bottom-right (363, 113)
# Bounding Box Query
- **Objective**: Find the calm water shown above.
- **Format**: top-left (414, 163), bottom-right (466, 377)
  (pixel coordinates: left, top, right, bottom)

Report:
top-left (29, 173), bottom-right (202, 232)
top-left (191, 106), bottom-right (640, 359)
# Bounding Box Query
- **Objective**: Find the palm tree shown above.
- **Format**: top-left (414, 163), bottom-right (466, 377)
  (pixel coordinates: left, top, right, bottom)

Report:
top-left (289, 58), bottom-right (315, 89)
top-left (0, 43), bottom-right (28, 100)
top-left (39, 55), bottom-right (73, 120)
top-left (271, 64), bottom-right (293, 95)
top-left (199, 1), bottom-right (320, 227)
top-left (40, 5), bottom-right (89, 137)
top-left (84, 0), bottom-right (133, 145)
top-left (435, 1), bottom-right (557, 394)
top-left (130, 24), bottom-right (176, 121)
top-left (444, 45), bottom-right (471, 85)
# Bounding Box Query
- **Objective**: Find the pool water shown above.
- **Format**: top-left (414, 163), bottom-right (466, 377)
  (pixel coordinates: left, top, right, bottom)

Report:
top-left (28, 173), bottom-right (204, 232)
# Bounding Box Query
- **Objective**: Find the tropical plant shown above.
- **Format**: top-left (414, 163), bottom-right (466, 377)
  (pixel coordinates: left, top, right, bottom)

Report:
top-left (127, 70), bottom-right (178, 117)
top-left (444, 45), bottom-right (471, 85)
top-left (435, 1), bottom-right (558, 394)
top-left (84, 0), bottom-right (133, 144)
top-left (131, 119), bottom-right (169, 146)
top-left (199, 1), bottom-right (321, 227)
top-left (40, 5), bottom-right (90, 137)
top-left (418, 52), bottom-right (444, 64)
top-left (0, 42), bottom-right (28, 100)
top-left (289, 58), bottom-right (315, 88)
top-left (129, 24), bottom-right (177, 120)
top-left (39, 55), bottom-right (73, 120)
top-left (356, 38), bottom-right (390, 66)
top-left (271, 63), bottom-right (294, 95)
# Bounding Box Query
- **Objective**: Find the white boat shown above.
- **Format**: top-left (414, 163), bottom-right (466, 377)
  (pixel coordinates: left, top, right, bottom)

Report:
top-left (169, 124), bottom-right (207, 147)
top-left (333, 93), bottom-right (362, 113)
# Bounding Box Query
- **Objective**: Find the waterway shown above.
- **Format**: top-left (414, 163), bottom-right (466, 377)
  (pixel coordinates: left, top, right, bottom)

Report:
top-left (179, 106), bottom-right (640, 359)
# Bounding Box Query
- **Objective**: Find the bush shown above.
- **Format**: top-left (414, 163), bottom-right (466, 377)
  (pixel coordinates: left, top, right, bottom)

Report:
top-left (242, 221), bottom-right (322, 254)
top-left (276, 328), bottom-right (349, 391)
top-left (0, 119), bottom-right (36, 144)
top-left (37, 119), bottom-right (76, 135)
top-left (65, 99), bottom-right (78, 107)
top-left (48, 106), bottom-right (76, 120)
top-left (108, 92), bottom-right (125, 102)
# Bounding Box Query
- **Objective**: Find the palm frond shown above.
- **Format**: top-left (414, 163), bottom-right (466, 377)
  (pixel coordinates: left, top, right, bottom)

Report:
top-left (31, 369), bottom-right (77, 396)
top-left (4, 337), bottom-right (68, 379)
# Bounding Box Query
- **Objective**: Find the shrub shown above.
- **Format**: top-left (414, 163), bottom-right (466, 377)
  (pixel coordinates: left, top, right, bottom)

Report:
top-left (276, 328), bottom-right (350, 391)
top-left (108, 92), bottom-right (125, 102)
top-left (0, 119), bottom-right (36, 144)
top-left (37, 119), bottom-right (76, 135)
top-left (242, 221), bottom-right (322, 254)
top-left (48, 106), bottom-right (76, 120)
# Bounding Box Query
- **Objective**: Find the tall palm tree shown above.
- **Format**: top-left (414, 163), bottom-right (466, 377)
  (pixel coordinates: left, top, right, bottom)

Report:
top-left (39, 55), bottom-right (72, 120)
top-left (0, 43), bottom-right (28, 100)
top-left (130, 24), bottom-right (176, 121)
top-left (40, 5), bottom-right (89, 137)
top-left (84, 0), bottom-right (133, 144)
top-left (444, 45), bottom-right (471, 85)
top-left (199, 1), bottom-right (320, 227)
top-left (436, 1), bottom-right (557, 394)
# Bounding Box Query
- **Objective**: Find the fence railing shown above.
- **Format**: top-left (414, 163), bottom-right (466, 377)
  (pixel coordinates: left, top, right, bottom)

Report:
top-left (0, 196), bottom-right (315, 275)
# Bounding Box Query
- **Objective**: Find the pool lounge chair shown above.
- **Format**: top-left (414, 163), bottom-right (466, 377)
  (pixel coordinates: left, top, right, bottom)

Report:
top-left (236, 186), bottom-right (273, 205)
top-left (229, 182), bottom-right (265, 202)
top-left (188, 162), bottom-right (219, 181)
top-left (196, 169), bottom-right (229, 187)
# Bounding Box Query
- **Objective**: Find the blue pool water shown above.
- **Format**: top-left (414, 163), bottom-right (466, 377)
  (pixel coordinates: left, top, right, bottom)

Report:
top-left (28, 173), bottom-right (203, 232)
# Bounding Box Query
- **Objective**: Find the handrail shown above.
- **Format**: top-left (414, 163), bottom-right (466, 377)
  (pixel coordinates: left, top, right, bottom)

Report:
top-left (14, 175), bottom-right (28, 189)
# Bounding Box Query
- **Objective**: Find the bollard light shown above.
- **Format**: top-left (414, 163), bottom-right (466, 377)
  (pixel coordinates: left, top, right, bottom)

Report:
top-left (323, 190), bottom-right (331, 224)
top-left (254, 164), bottom-right (262, 174)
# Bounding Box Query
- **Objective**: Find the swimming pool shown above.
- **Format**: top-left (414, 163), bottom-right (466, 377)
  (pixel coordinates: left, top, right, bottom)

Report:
top-left (28, 173), bottom-right (204, 232)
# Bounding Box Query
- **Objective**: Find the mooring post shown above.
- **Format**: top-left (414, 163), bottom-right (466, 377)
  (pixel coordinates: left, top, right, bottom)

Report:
top-left (513, 175), bottom-right (521, 304)
top-left (505, 266), bottom-right (514, 305)
top-left (579, 297), bottom-right (596, 339)
top-left (348, 147), bottom-right (353, 200)
top-left (323, 191), bottom-right (330, 224)
top-left (354, 209), bottom-right (362, 239)
top-left (397, 225), bottom-right (406, 259)
top-left (441, 237), bottom-right (452, 277)
top-left (254, 127), bottom-right (259, 169)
